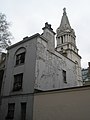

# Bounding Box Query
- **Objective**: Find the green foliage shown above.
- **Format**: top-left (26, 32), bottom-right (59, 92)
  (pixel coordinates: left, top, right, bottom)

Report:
top-left (0, 13), bottom-right (12, 51)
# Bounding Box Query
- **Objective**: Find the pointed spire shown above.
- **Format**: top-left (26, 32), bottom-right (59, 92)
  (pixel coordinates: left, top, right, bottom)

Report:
top-left (56, 8), bottom-right (75, 37)
top-left (60, 8), bottom-right (71, 30)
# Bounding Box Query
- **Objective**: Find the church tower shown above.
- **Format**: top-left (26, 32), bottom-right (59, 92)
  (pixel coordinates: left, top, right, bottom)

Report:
top-left (56, 8), bottom-right (82, 86)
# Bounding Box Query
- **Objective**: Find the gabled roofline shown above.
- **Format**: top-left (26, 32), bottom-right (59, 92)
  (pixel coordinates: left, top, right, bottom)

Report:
top-left (7, 33), bottom-right (40, 50)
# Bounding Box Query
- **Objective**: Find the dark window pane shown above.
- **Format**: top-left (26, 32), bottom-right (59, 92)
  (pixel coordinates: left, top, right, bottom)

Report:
top-left (16, 52), bottom-right (25, 65)
top-left (13, 73), bottom-right (23, 91)
top-left (61, 36), bottom-right (63, 44)
top-left (21, 103), bottom-right (26, 120)
top-left (6, 103), bottom-right (15, 119)
top-left (20, 53), bottom-right (25, 63)
top-left (62, 70), bottom-right (67, 83)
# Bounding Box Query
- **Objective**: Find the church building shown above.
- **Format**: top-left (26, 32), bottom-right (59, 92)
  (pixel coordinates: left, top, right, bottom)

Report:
top-left (0, 8), bottom-right (82, 120)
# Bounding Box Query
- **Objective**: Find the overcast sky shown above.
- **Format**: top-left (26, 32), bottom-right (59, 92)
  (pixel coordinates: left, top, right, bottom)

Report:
top-left (0, 0), bottom-right (90, 68)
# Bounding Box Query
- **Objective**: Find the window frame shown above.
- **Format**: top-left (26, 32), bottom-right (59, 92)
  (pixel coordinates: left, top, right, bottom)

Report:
top-left (16, 52), bottom-right (25, 66)
top-left (5, 103), bottom-right (15, 120)
top-left (13, 73), bottom-right (23, 91)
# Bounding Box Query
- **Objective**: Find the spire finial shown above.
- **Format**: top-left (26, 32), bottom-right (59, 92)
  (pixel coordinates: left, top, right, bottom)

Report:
top-left (63, 8), bottom-right (66, 15)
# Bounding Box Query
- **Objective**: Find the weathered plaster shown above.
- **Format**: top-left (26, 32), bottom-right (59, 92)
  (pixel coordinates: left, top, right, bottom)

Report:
top-left (35, 37), bottom-right (78, 91)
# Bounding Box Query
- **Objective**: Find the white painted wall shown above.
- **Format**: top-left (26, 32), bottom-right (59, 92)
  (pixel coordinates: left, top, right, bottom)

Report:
top-left (1, 37), bottom-right (37, 96)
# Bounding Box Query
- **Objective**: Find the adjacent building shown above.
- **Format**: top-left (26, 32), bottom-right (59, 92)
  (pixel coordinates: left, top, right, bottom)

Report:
top-left (82, 62), bottom-right (90, 85)
top-left (0, 8), bottom-right (82, 120)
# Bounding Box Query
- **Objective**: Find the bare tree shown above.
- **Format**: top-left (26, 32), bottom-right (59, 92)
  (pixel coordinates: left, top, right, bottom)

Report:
top-left (0, 13), bottom-right (12, 51)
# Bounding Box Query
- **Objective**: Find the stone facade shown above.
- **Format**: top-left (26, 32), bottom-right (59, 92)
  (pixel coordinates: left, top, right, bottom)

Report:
top-left (0, 34), bottom-right (38, 120)
top-left (56, 8), bottom-right (82, 85)
top-left (35, 35), bottom-right (78, 90)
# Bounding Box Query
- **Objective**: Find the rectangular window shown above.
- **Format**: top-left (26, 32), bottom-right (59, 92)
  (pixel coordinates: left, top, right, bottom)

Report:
top-left (13, 73), bottom-right (23, 91)
top-left (6, 103), bottom-right (15, 120)
top-left (62, 70), bottom-right (67, 83)
top-left (21, 103), bottom-right (26, 120)
top-left (16, 52), bottom-right (25, 65)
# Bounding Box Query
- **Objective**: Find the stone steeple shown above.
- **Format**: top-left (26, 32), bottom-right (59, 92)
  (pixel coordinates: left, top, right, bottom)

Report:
top-left (56, 8), bottom-right (82, 86)
top-left (56, 8), bottom-right (78, 58)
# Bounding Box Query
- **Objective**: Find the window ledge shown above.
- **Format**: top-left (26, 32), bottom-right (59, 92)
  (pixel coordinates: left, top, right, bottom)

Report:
top-left (14, 63), bottom-right (25, 67)
top-left (10, 89), bottom-right (23, 95)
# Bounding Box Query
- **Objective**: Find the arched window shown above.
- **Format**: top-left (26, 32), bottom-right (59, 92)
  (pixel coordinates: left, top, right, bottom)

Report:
top-left (15, 47), bottom-right (26, 66)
